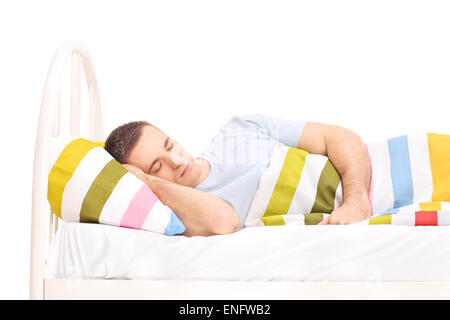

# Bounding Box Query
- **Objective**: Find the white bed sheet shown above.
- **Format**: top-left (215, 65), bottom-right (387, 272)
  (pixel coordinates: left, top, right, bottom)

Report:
top-left (46, 221), bottom-right (450, 281)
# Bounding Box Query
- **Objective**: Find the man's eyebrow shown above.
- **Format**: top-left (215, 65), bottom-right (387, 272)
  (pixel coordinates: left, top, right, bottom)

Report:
top-left (164, 136), bottom-right (169, 148)
top-left (147, 158), bottom-right (158, 174)
top-left (147, 136), bottom-right (170, 174)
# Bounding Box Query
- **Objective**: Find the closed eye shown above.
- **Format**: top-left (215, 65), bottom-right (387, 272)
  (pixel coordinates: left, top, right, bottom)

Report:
top-left (151, 140), bottom-right (174, 173)
top-left (153, 161), bottom-right (162, 172)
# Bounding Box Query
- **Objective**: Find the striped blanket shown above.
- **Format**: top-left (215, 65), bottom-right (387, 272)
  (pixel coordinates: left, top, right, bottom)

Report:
top-left (245, 133), bottom-right (450, 227)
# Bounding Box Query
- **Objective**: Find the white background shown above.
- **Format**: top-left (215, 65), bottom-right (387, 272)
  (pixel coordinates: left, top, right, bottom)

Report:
top-left (1, 0), bottom-right (449, 299)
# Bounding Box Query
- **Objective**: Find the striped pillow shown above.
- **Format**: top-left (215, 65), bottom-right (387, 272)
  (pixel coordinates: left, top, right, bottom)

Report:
top-left (47, 135), bottom-right (185, 235)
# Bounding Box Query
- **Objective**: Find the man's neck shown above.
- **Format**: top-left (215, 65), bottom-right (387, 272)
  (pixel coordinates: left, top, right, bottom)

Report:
top-left (195, 158), bottom-right (211, 186)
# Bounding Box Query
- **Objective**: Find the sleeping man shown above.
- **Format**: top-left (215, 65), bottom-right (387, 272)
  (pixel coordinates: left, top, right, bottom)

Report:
top-left (104, 114), bottom-right (372, 236)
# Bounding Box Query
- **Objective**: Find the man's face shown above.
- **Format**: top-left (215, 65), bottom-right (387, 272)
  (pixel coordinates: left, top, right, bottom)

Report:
top-left (126, 125), bottom-right (202, 187)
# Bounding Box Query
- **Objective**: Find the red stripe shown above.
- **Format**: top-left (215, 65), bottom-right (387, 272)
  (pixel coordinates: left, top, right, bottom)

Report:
top-left (415, 211), bottom-right (438, 226)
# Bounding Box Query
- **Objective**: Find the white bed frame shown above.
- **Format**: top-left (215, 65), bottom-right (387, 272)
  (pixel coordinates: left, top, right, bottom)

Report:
top-left (30, 40), bottom-right (450, 300)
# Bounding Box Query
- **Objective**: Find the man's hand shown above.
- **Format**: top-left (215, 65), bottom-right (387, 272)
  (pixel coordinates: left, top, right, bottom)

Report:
top-left (121, 164), bottom-right (239, 236)
top-left (298, 122), bottom-right (372, 226)
top-left (318, 197), bottom-right (371, 225)
top-left (122, 163), bottom-right (164, 183)
top-left (122, 164), bottom-right (146, 179)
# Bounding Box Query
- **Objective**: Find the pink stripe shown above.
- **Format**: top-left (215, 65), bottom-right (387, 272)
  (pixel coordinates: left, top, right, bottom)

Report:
top-left (120, 184), bottom-right (158, 229)
top-left (365, 143), bottom-right (374, 216)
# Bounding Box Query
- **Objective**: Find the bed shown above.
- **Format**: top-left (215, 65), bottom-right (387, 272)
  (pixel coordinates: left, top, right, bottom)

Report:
top-left (30, 40), bottom-right (450, 300)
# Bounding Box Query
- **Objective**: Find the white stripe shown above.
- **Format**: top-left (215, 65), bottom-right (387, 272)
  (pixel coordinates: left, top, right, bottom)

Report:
top-left (334, 182), bottom-right (343, 209)
top-left (235, 134), bottom-right (247, 165)
top-left (407, 133), bottom-right (433, 203)
top-left (282, 214), bottom-right (305, 225)
top-left (437, 211), bottom-right (450, 225)
top-left (367, 140), bottom-right (395, 215)
top-left (397, 203), bottom-right (419, 213)
top-left (141, 201), bottom-right (171, 233)
top-left (60, 147), bottom-right (112, 222)
top-left (98, 172), bottom-right (144, 226)
top-left (287, 154), bottom-right (328, 214)
top-left (246, 131), bottom-right (259, 165)
top-left (254, 219), bottom-right (265, 227)
top-left (441, 202), bottom-right (450, 211)
top-left (391, 212), bottom-right (415, 226)
top-left (245, 143), bottom-right (288, 227)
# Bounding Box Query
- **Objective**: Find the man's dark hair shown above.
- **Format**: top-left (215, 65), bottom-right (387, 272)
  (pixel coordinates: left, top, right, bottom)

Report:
top-left (104, 120), bottom-right (152, 163)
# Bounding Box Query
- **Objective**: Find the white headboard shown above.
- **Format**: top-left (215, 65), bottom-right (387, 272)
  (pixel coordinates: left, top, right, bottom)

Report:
top-left (30, 40), bottom-right (104, 299)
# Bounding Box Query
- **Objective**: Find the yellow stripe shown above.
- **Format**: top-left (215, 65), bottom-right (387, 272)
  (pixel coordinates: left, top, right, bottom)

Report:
top-left (428, 133), bottom-right (450, 202)
top-left (47, 138), bottom-right (105, 218)
top-left (261, 215), bottom-right (286, 226)
top-left (262, 148), bottom-right (308, 217)
top-left (369, 215), bottom-right (392, 225)
top-left (419, 201), bottom-right (442, 211)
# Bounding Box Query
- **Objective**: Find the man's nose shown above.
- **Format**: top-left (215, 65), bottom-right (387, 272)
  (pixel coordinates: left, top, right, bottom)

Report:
top-left (167, 144), bottom-right (185, 168)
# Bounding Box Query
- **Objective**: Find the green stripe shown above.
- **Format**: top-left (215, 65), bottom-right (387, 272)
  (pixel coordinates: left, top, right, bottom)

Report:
top-left (79, 160), bottom-right (127, 223)
top-left (369, 215), bottom-right (392, 225)
top-left (263, 148), bottom-right (308, 217)
top-left (310, 160), bottom-right (341, 214)
top-left (261, 215), bottom-right (286, 226)
top-left (304, 213), bottom-right (324, 225)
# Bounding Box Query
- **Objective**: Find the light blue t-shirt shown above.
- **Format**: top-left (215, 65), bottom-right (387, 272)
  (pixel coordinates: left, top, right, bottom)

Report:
top-left (194, 113), bottom-right (307, 230)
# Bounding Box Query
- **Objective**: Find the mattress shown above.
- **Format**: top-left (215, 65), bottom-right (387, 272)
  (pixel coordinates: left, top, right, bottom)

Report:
top-left (46, 221), bottom-right (450, 281)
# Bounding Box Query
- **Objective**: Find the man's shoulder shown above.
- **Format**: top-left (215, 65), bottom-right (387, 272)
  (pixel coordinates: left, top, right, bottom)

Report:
top-left (197, 114), bottom-right (274, 163)
top-left (220, 113), bottom-right (280, 131)
top-left (231, 113), bottom-right (269, 124)
top-left (216, 113), bottom-right (263, 132)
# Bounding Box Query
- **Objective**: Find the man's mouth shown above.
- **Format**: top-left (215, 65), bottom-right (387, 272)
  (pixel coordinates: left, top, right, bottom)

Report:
top-left (180, 163), bottom-right (190, 177)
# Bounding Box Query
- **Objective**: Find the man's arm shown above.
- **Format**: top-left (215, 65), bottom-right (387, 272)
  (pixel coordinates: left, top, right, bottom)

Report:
top-left (297, 122), bottom-right (372, 224)
top-left (123, 164), bottom-right (240, 236)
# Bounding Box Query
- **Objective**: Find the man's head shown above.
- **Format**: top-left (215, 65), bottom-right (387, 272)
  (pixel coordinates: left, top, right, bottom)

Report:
top-left (105, 121), bottom-right (204, 187)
